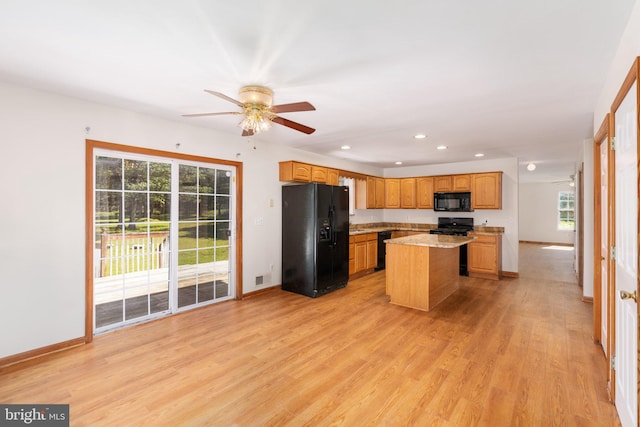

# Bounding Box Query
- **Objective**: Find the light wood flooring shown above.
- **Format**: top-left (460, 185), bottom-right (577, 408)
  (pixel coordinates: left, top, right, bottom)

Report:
top-left (0, 243), bottom-right (620, 426)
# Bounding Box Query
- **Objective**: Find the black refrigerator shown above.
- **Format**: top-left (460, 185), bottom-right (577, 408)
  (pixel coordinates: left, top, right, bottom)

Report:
top-left (282, 183), bottom-right (349, 297)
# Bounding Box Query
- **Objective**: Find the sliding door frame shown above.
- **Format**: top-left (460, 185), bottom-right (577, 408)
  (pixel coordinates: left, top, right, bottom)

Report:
top-left (85, 139), bottom-right (243, 342)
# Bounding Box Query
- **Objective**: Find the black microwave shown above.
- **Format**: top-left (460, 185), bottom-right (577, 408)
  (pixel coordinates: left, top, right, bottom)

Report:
top-left (434, 192), bottom-right (473, 212)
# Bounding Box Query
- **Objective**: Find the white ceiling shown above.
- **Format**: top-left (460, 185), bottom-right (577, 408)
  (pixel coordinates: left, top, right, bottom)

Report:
top-left (0, 1), bottom-right (636, 183)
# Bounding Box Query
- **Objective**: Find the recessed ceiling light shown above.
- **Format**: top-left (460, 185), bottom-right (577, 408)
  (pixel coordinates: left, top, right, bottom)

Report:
top-left (414, 134), bottom-right (427, 139)
top-left (395, 161), bottom-right (403, 165)
top-left (436, 145), bottom-right (447, 150)
top-left (475, 153), bottom-right (484, 157)
top-left (341, 145), bottom-right (351, 150)
top-left (527, 162), bottom-right (536, 171)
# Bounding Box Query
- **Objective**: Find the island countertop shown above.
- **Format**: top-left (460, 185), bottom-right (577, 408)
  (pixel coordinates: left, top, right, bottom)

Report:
top-left (384, 234), bottom-right (475, 249)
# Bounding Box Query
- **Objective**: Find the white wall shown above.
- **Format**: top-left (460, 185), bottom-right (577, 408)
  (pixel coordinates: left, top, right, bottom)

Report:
top-left (519, 183), bottom-right (576, 245)
top-left (588, 0), bottom-right (640, 300)
top-left (382, 158), bottom-right (519, 274)
top-left (0, 81), bottom-right (381, 359)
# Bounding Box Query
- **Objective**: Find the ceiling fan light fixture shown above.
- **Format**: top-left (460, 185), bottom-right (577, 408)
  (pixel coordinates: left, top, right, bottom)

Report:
top-left (240, 103), bottom-right (275, 134)
top-left (238, 85), bottom-right (273, 107)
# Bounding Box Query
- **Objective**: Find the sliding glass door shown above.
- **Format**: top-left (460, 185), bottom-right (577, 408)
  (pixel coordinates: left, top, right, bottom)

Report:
top-left (93, 151), bottom-right (235, 333)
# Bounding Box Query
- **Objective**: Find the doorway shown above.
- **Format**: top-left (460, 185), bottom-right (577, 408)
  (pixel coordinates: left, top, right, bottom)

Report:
top-left (86, 140), bottom-right (243, 337)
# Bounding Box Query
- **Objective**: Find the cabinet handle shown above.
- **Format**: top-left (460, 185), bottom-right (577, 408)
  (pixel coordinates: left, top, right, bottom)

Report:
top-left (620, 290), bottom-right (637, 303)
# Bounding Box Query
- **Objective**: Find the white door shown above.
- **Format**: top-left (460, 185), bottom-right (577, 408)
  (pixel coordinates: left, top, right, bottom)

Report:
top-left (614, 81), bottom-right (638, 427)
top-left (600, 140), bottom-right (609, 356)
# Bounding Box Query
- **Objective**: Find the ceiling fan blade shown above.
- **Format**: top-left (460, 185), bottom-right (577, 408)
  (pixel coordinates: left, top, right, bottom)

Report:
top-left (182, 112), bottom-right (239, 117)
top-left (242, 129), bottom-right (255, 137)
top-left (271, 102), bottom-right (316, 114)
top-left (204, 90), bottom-right (244, 107)
top-left (272, 116), bottom-right (316, 134)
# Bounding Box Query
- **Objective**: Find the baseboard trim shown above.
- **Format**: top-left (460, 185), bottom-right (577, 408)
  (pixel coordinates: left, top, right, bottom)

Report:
top-left (0, 337), bottom-right (86, 370)
top-left (519, 240), bottom-right (574, 247)
top-left (242, 286), bottom-right (280, 299)
top-left (502, 271), bottom-right (519, 278)
top-left (582, 296), bottom-right (594, 303)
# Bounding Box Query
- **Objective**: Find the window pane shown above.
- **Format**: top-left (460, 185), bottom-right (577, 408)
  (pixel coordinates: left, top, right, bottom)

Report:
top-left (178, 223), bottom-right (197, 250)
top-left (216, 221), bottom-right (230, 245)
top-left (96, 156), bottom-right (122, 190)
top-left (216, 195), bottom-right (230, 220)
top-left (197, 222), bottom-right (215, 249)
top-left (124, 160), bottom-right (148, 191)
top-left (216, 170), bottom-right (231, 194)
top-left (179, 165), bottom-right (197, 193)
top-left (199, 168), bottom-right (216, 195)
top-left (149, 162), bottom-right (171, 192)
top-left (125, 193), bottom-right (148, 225)
top-left (215, 246), bottom-right (229, 262)
top-left (179, 195), bottom-right (197, 221)
top-left (150, 194), bottom-right (170, 222)
top-left (199, 195), bottom-right (215, 220)
top-left (96, 191), bottom-right (122, 224)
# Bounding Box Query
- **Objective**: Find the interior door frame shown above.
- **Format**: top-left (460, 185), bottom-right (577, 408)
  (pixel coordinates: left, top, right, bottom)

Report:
top-left (593, 113), bottom-right (615, 400)
top-left (85, 139), bottom-right (244, 342)
top-left (609, 56), bottom-right (639, 419)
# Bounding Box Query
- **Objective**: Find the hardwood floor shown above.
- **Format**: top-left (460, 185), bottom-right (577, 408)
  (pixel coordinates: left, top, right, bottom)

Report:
top-left (0, 243), bottom-right (620, 426)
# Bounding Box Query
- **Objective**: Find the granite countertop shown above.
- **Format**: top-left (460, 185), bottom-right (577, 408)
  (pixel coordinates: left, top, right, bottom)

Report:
top-left (384, 234), bottom-right (475, 249)
top-left (348, 222), bottom-right (503, 236)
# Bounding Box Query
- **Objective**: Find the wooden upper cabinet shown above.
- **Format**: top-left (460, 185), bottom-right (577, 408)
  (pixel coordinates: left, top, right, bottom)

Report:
top-left (400, 178), bottom-right (416, 208)
top-left (416, 177), bottom-right (434, 209)
top-left (311, 166), bottom-right (328, 183)
top-left (472, 172), bottom-right (502, 209)
top-left (453, 174), bottom-right (471, 191)
top-left (384, 178), bottom-right (401, 208)
top-left (433, 175), bottom-right (453, 192)
top-left (279, 161), bottom-right (311, 182)
top-left (366, 177), bottom-right (385, 209)
top-left (327, 169), bottom-right (339, 185)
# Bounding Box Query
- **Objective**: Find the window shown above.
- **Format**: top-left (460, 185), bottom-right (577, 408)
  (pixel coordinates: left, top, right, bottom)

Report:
top-left (339, 176), bottom-right (355, 215)
top-left (558, 191), bottom-right (575, 230)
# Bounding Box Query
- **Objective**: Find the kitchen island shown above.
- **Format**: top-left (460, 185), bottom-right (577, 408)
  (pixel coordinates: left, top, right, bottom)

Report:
top-left (385, 234), bottom-right (474, 312)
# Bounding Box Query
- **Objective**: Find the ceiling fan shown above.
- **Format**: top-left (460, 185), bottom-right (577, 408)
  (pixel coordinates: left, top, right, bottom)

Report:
top-left (182, 86), bottom-right (316, 137)
top-left (553, 174), bottom-right (576, 186)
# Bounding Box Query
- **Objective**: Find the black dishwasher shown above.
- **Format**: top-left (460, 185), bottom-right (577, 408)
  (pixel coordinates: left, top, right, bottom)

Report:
top-left (374, 231), bottom-right (393, 271)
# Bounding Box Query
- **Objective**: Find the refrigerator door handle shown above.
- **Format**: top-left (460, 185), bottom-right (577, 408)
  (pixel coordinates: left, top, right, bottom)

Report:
top-left (329, 205), bottom-right (336, 246)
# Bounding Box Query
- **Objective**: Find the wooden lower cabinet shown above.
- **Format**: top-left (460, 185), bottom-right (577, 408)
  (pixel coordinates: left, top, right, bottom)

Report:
top-left (468, 232), bottom-right (502, 280)
top-left (349, 233), bottom-right (378, 276)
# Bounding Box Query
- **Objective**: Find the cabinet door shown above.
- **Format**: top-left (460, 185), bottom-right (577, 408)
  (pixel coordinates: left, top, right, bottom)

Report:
top-left (468, 233), bottom-right (501, 278)
top-left (311, 166), bottom-right (328, 183)
top-left (354, 242), bottom-right (367, 272)
top-left (416, 177), bottom-right (434, 209)
top-left (453, 174), bottom-right (471, 191)
top-left (279, 161), bottom-right (312, 182)
top-left (375, 178), bottom-right (385, 208)
top-left (327, 169), bottom-right (339, 185)
top-left (366, 177), bottom-right (377, 208)
top-left (472, 172), bottom-right (502, 209)
top-left (349, 238), bottom-right (355, 275)
top-left (400, 178), bottom-right (416, 208)
top-left (434, 175), bottom-right (453, 192)
top-left (385, 179), bottom-right (401, 208)
top-left (366, 237), bottom-right (377, 269)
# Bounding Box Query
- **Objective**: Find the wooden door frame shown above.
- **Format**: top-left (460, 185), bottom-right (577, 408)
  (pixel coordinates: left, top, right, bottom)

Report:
top-left (608, 56), bottom-right (640, 414)
top-left (85, 139), bottom-right (244, 343)
top-left (593, 113), bottom-right (615, 400)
